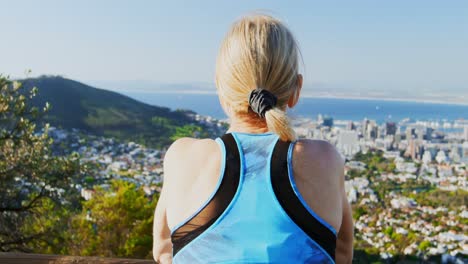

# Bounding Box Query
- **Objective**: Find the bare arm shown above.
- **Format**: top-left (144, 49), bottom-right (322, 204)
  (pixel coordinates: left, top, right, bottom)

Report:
top-left (335, 168), bottom-right (354, 263)
top-left (152, 184), bottom-right (172, 263)
top-left (153, 140), bottom-right (187, 263)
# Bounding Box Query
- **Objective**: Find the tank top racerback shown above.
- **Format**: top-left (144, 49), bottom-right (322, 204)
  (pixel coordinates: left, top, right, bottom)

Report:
top-left (170, 132), bottom-right (337, 263)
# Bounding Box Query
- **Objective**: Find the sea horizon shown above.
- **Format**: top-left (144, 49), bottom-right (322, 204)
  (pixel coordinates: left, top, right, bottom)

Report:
top-left (120, 91), bottom-right (468, 128)
top-left (115, 89), bottom-right (468, 107)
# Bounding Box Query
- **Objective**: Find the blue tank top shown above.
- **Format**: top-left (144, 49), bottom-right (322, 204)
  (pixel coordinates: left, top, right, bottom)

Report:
top-left (170, 132), bottom-right (337, 263)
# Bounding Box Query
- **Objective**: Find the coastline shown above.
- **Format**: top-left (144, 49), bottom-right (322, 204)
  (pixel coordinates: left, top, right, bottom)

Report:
top-left (112, 88), bottom-right (468, 107)
top-left (300, 94), bottom-right (468, 107)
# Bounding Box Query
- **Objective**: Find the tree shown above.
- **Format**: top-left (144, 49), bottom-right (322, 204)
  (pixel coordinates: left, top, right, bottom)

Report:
top-left (69, 180), bottom-right (158, 259)
top-left (0, 76), bottom-right (82, 252)
top-left (170, 124), bottom-right (208, 141)
top-left (418, 240), bottom-right (431, 252)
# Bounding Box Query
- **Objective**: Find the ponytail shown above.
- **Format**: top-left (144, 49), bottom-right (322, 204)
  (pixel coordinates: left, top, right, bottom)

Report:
top-left (265, 107), bottom-right (296, 142)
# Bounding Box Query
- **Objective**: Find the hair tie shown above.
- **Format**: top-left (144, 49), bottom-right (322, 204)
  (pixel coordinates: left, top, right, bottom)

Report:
top-left (248, 88), bottom-right (278, 118)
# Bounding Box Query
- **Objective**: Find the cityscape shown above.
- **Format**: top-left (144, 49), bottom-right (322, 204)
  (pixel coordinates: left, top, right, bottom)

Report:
top-left (47, 113), bottom-right (468, 262)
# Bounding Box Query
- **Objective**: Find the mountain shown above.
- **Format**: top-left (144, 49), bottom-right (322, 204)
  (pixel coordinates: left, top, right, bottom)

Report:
top-left (21, 76), bottom-right (202, 148)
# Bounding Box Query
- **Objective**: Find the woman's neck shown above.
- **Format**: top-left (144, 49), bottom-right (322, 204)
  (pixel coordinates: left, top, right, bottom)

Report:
top-left (227, 115), bottom-right (269, 134)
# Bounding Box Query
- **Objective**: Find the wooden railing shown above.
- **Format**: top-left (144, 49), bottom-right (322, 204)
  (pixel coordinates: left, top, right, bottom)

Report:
top-left (0, 253), bottom-right (154, 264)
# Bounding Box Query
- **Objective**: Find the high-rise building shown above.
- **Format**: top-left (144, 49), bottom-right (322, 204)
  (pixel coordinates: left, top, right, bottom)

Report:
top-left (346, 121), bottom-right (355, 130)
top-left (416, 128), bottom-right (425, 141)
top-left (415, 127), bottom-right (433, 141)
top-left (406, 139), bottom-right (422, 160)
top-left (406, 127), bottom-right (415, 140)
top-left (394, 134), bottom-right (402, 144)
top-left (464, 126), bottom-right (468, 141)
top-left (377, 125), bottom-right (385, 139)
top-left (317, 114), bottom-right (323, 124)
top-left (449, 146), bottom-right (461, 163)
top-left (418, 144), bottom-right (425, 160)
top-left (435, 150), bottom-right (448, 164)
top-left (386, 122), bottom-right (397, 135)
top-left (422, 151), bottom-right (432, 164)
top-left (361, 118), bottom-right (369, 137)
top-left (322, 116), bottom-right (333, 127)
top-left (337, 130), bottom-right (360, 156)
top-left (367, 121), bottom-right (378, 140)
top-left (404, 139), bottom-right (414, 158)
top-left (425, 127), bottom-right (433, 141)
top-left (409, 139), bottom-right (416, 160)
top-left (463, 142), bottom-right (468, 159)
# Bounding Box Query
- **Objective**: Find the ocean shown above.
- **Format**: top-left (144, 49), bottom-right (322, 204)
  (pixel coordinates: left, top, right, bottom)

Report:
top-left (122, 92), bottom-right (468, 125)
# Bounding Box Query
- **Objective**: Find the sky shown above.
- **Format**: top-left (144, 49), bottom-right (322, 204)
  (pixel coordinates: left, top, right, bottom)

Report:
top-left (1, 0), bottom-right (468, 93)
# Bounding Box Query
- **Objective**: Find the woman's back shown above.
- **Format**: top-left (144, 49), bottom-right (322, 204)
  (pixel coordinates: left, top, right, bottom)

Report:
top-left (159, 132), bottom-right (349, 263)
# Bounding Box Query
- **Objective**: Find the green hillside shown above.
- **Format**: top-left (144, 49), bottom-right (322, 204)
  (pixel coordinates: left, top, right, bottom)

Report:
top-left (21, 76), bottom-right (202, 148)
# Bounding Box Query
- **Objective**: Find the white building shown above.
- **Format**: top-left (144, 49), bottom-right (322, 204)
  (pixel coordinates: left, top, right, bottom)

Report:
top-left (435, 150), bottom-right (448, 164)
top-left (422, 150), bottom-right (433, 164)
top-left (337, 130), bottom-right (360, 156)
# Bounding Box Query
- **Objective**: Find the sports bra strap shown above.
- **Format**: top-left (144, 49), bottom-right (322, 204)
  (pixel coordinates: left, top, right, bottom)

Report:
top-left (270, 139), bottom-right (337, 260)
top-left (171, 134), bottom-right (241, 256)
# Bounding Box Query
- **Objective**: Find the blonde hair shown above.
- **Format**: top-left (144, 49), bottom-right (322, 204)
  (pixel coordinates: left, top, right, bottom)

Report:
top-left (215, 14), bottom-right (300, 141)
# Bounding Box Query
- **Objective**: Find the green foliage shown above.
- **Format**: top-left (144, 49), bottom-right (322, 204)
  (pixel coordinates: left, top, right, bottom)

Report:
top-left (171, 124), bottom-right (205, 141)
top-left (412, 189), bottom-right (468, 208)
top-left (353, 206), bottom-right (368, 220)
top-left (384, 226), bottom-right (394, 236)
top-left (346, 168), bottom-right (362, 179)
top-left (418, 240), bottom-right (431, 251)
top-left (69, 180), bottom-right (158, 259)
top-left (0, 76), bottom-right (82, 252)
top-left (22, 197), bottom-right (72, 254)
top-left (84, 176), bottom-right (95, 185)
top-left (354, 150), bottom-right (396, 173)
top-left (151, 116), bottom-right (173, 127)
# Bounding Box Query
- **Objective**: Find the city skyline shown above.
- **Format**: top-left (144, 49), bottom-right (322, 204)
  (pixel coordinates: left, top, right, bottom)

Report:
top-left (2, 0), bottom-right (468, 97)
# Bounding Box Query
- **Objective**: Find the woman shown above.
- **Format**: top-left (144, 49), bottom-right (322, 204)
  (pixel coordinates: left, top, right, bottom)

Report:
top-left (153, 14), bottom-right (353, 264)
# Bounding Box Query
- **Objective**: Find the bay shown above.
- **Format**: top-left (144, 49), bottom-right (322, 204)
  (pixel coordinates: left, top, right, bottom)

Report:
top-left (122, 92), bottom-right (468, 124)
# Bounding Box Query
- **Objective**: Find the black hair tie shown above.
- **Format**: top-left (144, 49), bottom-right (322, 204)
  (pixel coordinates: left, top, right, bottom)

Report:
top-left (248, 88), bottom-right (278, 118)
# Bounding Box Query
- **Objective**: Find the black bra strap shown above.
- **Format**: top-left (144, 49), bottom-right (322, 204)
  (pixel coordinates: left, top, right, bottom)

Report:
top-left (171, 134), bottom-right (241, 256)
top-left (270, 140), bottom-right (336, 260)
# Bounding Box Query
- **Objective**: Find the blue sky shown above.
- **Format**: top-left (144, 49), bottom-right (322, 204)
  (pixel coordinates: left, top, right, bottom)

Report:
top-left (1, 0), bottom-right (467, 93)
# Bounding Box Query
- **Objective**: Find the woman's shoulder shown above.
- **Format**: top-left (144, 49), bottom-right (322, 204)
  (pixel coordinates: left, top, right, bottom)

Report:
top-left (293, 138), bottom-right (345, 181)
top-left (294, 138), bottom-right (344, 162)
top-left (163, 137), bottom-right (221, 184)
top-left (165, 137), bottom-right (219, 158)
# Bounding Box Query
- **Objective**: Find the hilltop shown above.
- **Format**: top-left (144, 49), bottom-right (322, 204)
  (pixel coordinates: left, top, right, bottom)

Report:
top-left (21, 76), bottom-right (205, 148)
